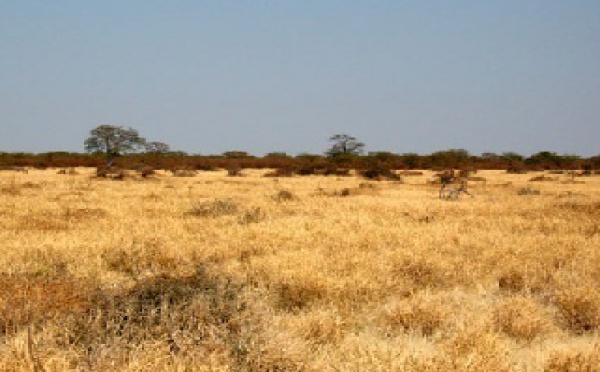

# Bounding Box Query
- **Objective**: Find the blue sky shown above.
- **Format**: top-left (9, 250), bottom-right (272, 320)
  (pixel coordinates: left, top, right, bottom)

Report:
top-left (2, 1), bottom-right (599, 156)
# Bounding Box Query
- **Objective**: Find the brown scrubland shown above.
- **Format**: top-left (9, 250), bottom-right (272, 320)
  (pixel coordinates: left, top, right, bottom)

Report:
top-left (0, 168), bottom-right (599, 371)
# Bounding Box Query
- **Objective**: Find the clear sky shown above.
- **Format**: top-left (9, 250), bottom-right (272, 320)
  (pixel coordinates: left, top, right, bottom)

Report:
top-left (2, 1), bottom-right (599, 156)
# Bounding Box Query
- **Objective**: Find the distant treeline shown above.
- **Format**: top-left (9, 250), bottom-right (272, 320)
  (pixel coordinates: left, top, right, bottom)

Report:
top-left (1, 150), bottom-right (599, 172)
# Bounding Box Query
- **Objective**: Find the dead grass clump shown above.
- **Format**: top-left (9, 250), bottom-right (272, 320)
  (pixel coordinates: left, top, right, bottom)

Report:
top-left (557, 201), bottom-right (600, 216)
top-left (18, 215), bottom-right (70, 231)
top-left (275, 280), bottom-right (329, 311)
top-left (468, 176), bottom-right (487, 182)
top-left (264, 167), bottom-right (295, 177)
top-left (553, 286), bottom-right (600, 334)
top-left (0, 184), bottom-right (22, 196)
top-left (487, 181), bottom-right (513, 188)
top-left (58, 168), bottom-right (78, 175)
top-left (383, 297), bottom-right (448, 336)
top-left (0, 180), bottom-right (43, 195)
top-left (498, 270), bottom-right (526, 293)
top-left (63, 207), bottom-right (107, 221)
top-left (0, 166), bottom-right (28, 173)
top-left (400, 170), bottom-right (424, 176)
top-left (138, 167), bottom-right (155, 178)
top-left (0, 274), bottom-right (92, 335)
top-left (54, 270), bottom-right (246, 369)
top-left (397, 259), bottom-right (450, 289)
top-left (507, 164), bottom-right (527, 174)
top-left (103, 242), bottom-right (178, 277)
top-left (545, 346), bottom-right (600, 372)
top-left (172, 169), bottom-right (198, 177)
top-left (22, 181), bottom-right (44, 189)
top-left (359, 182), bottom-right (378, 189)
top-left (239, 207), bottom-right (266, 225)
top-left (227, 166), bottom-right (243, 177)
top-left (338, 186), bottom-right (379, 197)
top-left (240, 324), bottom-right (310, 371)
top-left (188, 199), bottom-right (240, 218)
top-left (517, 187), bottom-right (541, 195)
top-left (291, 309), bottom-right (352, 345)
top-left (298, 166), bottom-right (350, 177)
top-left (360, 167), bottom-right (402, 181)
top-left (95, 167), bottom-right (127, 179)
top-left (272, 189), bottom-right (296, 202)
top-left (492, 296), bottom-right (556, 342)
top-left (444, 329), bottom-right (512, 372)
top-left (529, 175), bottom-right (558, 182)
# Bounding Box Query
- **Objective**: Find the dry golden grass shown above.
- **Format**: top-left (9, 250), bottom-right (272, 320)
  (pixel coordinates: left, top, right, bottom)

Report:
top-left (1, 168), bottom-right (600, 371)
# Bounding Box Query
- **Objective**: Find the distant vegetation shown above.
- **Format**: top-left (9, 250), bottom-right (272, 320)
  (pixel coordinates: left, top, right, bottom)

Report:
top-left (0, 125), bottom-right (598, 172)
top-left (1, 149), bottom-right (598, 173)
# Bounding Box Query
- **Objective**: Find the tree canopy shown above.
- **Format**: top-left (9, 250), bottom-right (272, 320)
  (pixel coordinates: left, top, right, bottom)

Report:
top-left (84, 125), bottom-right (146, 165)
top-left (145, 141), bottom-right (171, 154)
top-left (326, 134), bottom-right (365, 158)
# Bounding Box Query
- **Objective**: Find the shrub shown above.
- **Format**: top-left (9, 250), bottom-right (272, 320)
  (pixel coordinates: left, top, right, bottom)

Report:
top-left (468, 176), bottom-right (487, 182)
top-left (0, 274), bottom-right (92, 335)
top-left (383, 294), bottom-right (449, 337)
top-left (529, 175), bottom-right (558, 182)
top-left (400, 170), bottom-right (424, 176)
top-left (188, 199), bottom-right (240, 218)
top-left (272, 190), bottom-right (296, 202)
top-left (507, 163), bottom-right (527, 174)
top-left (558, 201), bottom-right (600, 216)
top-left (239, 207), bottom-right (266, 224)
top-left (492, 296), bottom-right (555, 342)
top-left (275, 279), bottom-right (328, 311)
top-left (360, 165), bottom-right (402, 181)
top-left (517, 187), bottom-right (541, 196)
top-left (139, 166), bottom-right (156, 178)
top-left (545, 347), bottom-right (600, 372)
top-left (337, 186), bottom-right (378, 197)
top-left (227, 166), bottom-right (243, 177)
top-left (498, 271), bottom-right (526, 292)
top-left (264, 167), bottom-right (295, 177)
top-left (172, 169), bottom-right (197, 177)
top-left (95, 167), bottom-right (126, 180)
top-left (554, 287), bottom-right (600, 334)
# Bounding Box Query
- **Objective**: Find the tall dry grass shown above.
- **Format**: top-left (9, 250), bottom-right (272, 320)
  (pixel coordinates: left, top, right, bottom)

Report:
top-left (0, 168), bottom-right (599, 371)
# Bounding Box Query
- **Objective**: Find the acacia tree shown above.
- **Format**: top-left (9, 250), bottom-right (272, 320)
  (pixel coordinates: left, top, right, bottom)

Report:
top-left (326, 134), bottom-right (365, 158)
top-left (84, 125), bottom-right (146, 166)
top-left (145, 141), bottom-right (171, 154)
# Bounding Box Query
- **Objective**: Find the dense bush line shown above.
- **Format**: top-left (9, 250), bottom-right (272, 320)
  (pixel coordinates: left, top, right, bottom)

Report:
top-left (1, 150), bottom-right (599, 172)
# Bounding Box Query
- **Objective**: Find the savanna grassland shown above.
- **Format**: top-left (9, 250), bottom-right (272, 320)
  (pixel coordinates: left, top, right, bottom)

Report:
top-left (0, 168), bottom-right (599, 371)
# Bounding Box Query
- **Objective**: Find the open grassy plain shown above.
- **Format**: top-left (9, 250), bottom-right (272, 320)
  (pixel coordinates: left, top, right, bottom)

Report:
top-left (0, 168), bottom-right (599, 371)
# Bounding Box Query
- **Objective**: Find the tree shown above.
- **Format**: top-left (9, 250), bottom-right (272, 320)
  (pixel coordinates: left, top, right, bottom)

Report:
top-left (296, 153), bottom-right (324, 163)
top-left (500, 152), bottom-right (524, 162)
top-left (145, 141), bottom-right (171, 154)
top-left (326, 134), bottom-right (365, 158)
top-left (481, 152), bottom-right (499, 161)
top-left (264, 152), bottom-right (290, 159)
top-left (400, 152), bottom-right (422, 169)
top-left (428, 149), bottom-right (471, 168)
top-left (367, 151), bottom-right (401, 163)
top-left (223, 151), bottom-right (252, 159)
top-left (525, 151), bottom-right (562, 169)
top-left (84, 125), bottom-right (146, 165)
top-left (560, 154), bottom-right (582, 170)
